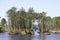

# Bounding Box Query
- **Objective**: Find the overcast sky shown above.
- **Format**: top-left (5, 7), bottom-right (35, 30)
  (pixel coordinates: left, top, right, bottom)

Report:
top-left (0, 0), bottom-right (60, 21)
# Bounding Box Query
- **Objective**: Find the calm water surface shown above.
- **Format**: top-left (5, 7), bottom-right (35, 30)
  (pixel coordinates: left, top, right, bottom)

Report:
top-left (0, 32), bottom-right (60, 40)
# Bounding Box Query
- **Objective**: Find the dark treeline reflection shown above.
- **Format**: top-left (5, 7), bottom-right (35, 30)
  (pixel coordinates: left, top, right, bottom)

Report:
top-left (9, 34), bottom-right (46, 40)
top-left (9, 34), bottom-right (31, 40)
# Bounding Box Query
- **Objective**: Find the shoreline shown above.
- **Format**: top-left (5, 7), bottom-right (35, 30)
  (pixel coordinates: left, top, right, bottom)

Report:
top-left (50, 30), bottom-right (60, 33)
top-left (1, 29), bottom-right (60, 35)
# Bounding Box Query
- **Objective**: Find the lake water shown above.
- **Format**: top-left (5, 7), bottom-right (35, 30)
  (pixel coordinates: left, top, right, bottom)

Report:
top-left (0, 32), bottom-right (60, 40)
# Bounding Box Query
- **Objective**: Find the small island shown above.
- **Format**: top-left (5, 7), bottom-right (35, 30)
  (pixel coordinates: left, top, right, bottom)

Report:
top-left (0, 7), bottom-right (60, 35)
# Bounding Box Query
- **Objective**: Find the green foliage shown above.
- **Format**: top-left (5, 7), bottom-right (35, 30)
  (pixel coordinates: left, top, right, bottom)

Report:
top-left (6, 7), bottom-right (60, 32)
top-left (52, 16), bottom-right (60, 30)
top-left (1, 18), bottom-right (6, 27)
top-left (0, 26), bottom-right (3, 32)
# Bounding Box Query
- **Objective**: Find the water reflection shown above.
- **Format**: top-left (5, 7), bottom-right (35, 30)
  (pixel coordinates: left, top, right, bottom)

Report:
top-left (26, 35), bottom-right (31, 40)
top-left (31, 34), bottom-right (46, 40)
top-left (9, 34), bottom-right (46, 40)
top-left (9, 34), bottom-right (31, 40)
top-left (9, 34), bottom-right (25, 40)
top-left (0, 32), bottom-right (60, 40)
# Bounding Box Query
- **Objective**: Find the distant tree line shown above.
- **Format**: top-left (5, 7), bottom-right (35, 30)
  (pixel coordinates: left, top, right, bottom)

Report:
top-left (1, 7), bottom-right (59, 32)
